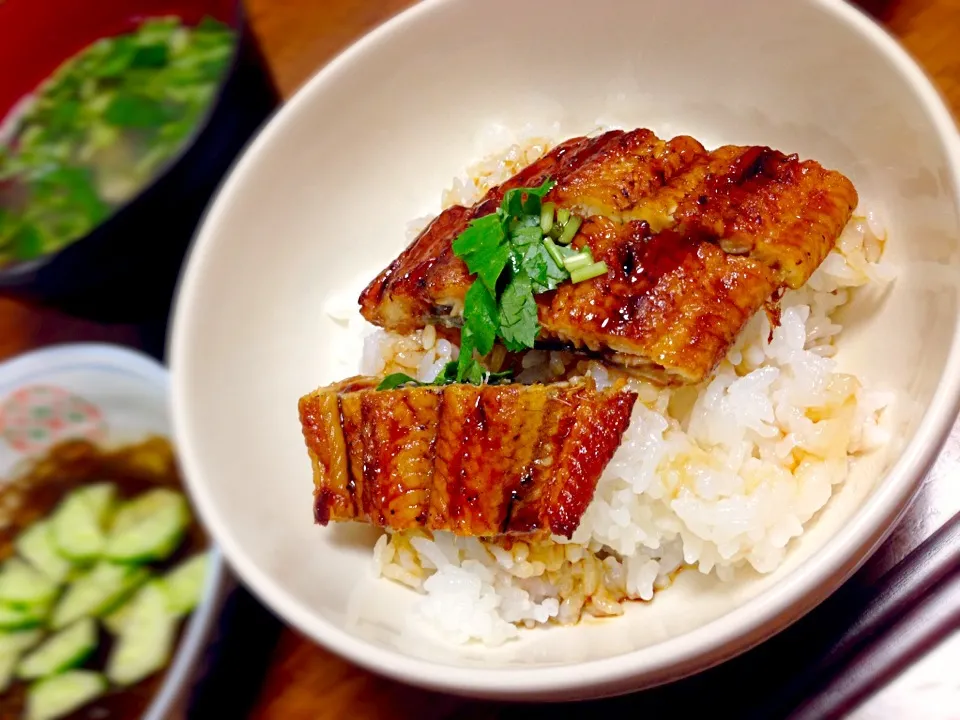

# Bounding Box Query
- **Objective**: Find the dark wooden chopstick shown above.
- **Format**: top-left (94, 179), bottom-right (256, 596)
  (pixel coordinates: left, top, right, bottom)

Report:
top-left (817, 511), bottom-right (960, 665)
top-left (759, 511), bottom-right (960, 719)
top-left (504, 514), bottom-right (960, 720)
top-left (787, 567), bottom-right (960, 719)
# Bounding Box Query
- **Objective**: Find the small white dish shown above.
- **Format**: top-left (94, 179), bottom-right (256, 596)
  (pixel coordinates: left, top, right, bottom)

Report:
top-left (169, 0), bottom-right (960, 701)
top-left (0, 343), bottom-right (226, 719)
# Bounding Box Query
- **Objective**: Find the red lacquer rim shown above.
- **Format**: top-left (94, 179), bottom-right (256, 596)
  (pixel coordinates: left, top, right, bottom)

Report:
top-left (0, 0), bottom-right (235, 119)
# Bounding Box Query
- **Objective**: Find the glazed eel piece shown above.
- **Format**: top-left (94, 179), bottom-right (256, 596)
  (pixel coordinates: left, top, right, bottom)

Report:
top-left (358, 128), bottom-right (858, 384)
top-left (298, 376), bottom-right (637, 539)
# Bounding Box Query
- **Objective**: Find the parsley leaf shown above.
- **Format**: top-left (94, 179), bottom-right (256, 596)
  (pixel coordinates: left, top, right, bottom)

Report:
top-left (501, 179), bottom-right (556, 217)
top-left (376, 373), bottom-right (421, 390)
top-left (445, 176), bottom-right (587, 384)
top-left (456, 326), bottom-right (478, 381)
top-left (469, 243), bottom-right (511, 293)
top-left (376, 358), bottom-right (513, 390)
top-left (542, 252), bottom-right (568, 290)
top-left (529, 178), bottom-right (557, 197)
top-left (452, 214), bottom-right (510, 291)
top-left (376, 360), bottom-right (513, 391)
top-left (498, 273), bottom-right (539, 351)
top-left (524, 240), bottom-right (568, 293)
top-left (433, 361), bottom-right (459, 384)
top-left (511, 225), bottom-right (543, 245)
top-left (451, 214), bottom-right (501, 256)
top-left (512, 242), bottom-right (547, 290)
top-left (455, 325), bottom-right (509, 386)
top-left (463, 281), bottom-right (498, 356)
top-left (455, 344), bottom-right (508, 386)
top-left (461, 357), bottom-right (486, 385)
top-left (486, 370), bottom-right (514, 384)
top-left (502, 190), bottom-right (525, 218)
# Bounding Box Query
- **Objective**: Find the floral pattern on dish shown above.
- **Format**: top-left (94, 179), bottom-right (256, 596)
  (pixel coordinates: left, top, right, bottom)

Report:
top-left (0, 385), bottom-right (106, 455)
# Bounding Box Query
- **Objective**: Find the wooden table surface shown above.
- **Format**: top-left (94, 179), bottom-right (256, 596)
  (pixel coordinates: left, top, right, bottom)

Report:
top-left (1, 0), bottom-right (958, 718)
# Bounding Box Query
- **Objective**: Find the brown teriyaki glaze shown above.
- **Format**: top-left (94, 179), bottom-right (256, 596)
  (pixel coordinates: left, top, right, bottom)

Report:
top-left (357, 128), bottom-right (858, 384)
top-left (299, 377), bottom-right (637, 540)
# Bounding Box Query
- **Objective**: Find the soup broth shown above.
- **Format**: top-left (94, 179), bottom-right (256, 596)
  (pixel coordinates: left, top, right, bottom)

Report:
top-left (0, 16), bottom-right (234, 267)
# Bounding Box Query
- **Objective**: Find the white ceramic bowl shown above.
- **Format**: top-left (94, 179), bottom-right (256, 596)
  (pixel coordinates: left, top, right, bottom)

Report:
top-left (0, 344), bottom-right (227, 717)
top-left (169, 0), bottom-right (960, 701)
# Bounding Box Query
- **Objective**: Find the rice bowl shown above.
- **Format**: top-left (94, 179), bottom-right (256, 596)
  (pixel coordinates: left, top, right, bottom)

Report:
top-left (169, 0), bottom-right (960, 700)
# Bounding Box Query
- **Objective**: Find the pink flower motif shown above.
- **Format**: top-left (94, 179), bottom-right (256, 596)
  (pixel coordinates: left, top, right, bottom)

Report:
top-left (0, 385), bottom-right (107, 456)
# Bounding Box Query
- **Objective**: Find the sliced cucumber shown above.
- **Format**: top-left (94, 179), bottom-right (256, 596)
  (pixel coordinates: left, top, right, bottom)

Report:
top-left (109, 488), bottom-right (183, 537)
top-left (16, 521), bottom-right (74, 583)
top-left (26, 670), bottom-right (107, 720)
top-left (0, 601), bottom-right (50, 630)
top-left (17, 617), bottom-right (97, 680)
top-left (51, 483), bottom-right (117, 563)
top-left (76, 484), bottom-right (116, 517)
top-left (109, 553), bottom-right (210, 635)
top-left (0, 558), bottom-right (60, 608)
top-left (0, 629), bottom-right (41, 691)
top-left (50, 562), bottom-right (148, 630)
top-left (106, 582), bottom-right (176, 686)
top-left (160, 552), bottom-right (209, 617)
top-left (104, 489), bottom-right (190, 563)
top-left (101, 598), bottom-right (133, 635)
top-left (0, 648), bottom-right (17, 693)
top-left (0, 628), bottom-right (43, 655)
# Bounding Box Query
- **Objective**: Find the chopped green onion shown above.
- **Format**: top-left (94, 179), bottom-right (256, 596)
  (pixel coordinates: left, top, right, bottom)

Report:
top-left (562, 251), bottom-right (593, 272)
top-left (570, 261), bottom-right (609, 284)
top-left (557, 208), bottom-right (571, 226)
top-left (557, 215), bottom-right (582, 245)
top-left (542, 238), bottom-right (566, 268)
top-left (540, 202), bottom-right (555, 234)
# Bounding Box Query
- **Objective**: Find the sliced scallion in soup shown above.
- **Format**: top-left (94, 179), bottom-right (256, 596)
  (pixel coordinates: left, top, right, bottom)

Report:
top-left (0, 16), bottom-right (235, 267)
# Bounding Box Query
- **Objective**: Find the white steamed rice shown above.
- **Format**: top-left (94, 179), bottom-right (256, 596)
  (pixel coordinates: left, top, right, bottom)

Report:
top-left (325, 133), bottom-right (896, 646)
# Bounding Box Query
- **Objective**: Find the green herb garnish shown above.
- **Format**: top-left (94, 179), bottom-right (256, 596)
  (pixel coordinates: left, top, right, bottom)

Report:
top-left (540, 202), bottom-right (556, 234)
top-left (375, 373), bottom-right (422, 391)
top-left (570, 261), bottom-right (609, 284)
top-left (375, 362), bottom-right (512, 391)
top-left (376, 177), bottom-right (608, 391)
top-left (103, 94), bottom-right (170, 129)
top-left (449, 178), bottom-right (605, 378)
top-left (452, 178), bottom-right (557, 367)
top-left (557, 215), bottom-right (583, 245)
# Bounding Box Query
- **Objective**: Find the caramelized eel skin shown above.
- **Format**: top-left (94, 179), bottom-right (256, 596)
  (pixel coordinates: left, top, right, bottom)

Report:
top-left (358, 129), bottom-right (858, 384)
top-left (298, 378), bottom-right (637, 539)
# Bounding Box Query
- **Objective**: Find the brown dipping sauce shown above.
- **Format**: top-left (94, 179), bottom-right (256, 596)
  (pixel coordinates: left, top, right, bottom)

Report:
top-left (0, 437), bottom-right (208, 720)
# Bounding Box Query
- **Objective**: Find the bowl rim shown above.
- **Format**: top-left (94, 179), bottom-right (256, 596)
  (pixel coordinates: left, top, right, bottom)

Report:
top-left (0, 343), bottom-right (227, 715)
top-left (169, 0), bottom-right (960, 699)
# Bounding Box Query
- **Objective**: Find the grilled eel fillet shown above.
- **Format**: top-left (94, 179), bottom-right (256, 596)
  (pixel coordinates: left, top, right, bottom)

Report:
top-left (358, 129), bottom-right (859, 384)
top-left (298, 377), bottom-right (637, 539)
